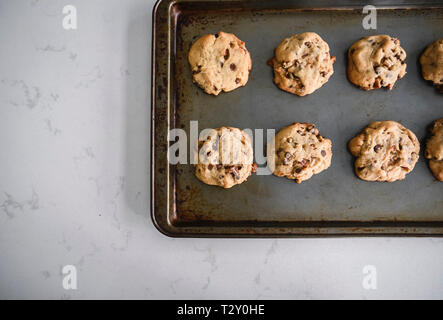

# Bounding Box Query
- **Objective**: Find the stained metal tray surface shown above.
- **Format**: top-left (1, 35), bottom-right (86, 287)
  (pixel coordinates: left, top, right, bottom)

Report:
top-left (151, 0), bottom-right (443, 237)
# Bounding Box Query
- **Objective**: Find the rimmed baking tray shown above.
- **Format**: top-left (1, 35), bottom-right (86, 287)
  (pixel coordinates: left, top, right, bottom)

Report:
top-left (151, 0), bottom-right (443, 237)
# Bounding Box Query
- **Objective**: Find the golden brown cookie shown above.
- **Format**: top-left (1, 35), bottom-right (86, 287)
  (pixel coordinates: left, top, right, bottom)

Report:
top-left (349, 121), bottom-right (420, 182)
top-left (267, 122), bottom-right (332, 183)
top-left (347, 35), bottom-right (407, 90)
top-left (425, 119), bottom-right (443, 181)
top-left (195, 127), bottom-right (256, 188)
top-left (420, 38), bottom-right (443, 92)
top-left (268, 32), bottom-right (335, 96)
top-left (188, 32), bottom-right (252, 96)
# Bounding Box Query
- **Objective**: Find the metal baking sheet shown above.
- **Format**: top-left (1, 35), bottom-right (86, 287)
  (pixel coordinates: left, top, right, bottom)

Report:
top-left (151, 0), bottom-right (443, 237)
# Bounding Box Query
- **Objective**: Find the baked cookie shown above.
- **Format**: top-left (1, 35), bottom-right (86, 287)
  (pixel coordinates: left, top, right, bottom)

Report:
top-left (349, 121), bottom-right (420, 182)
top-left (195, 127), bottom-right (256, 188)
top-left (347, 35), bottom-right (407, 90)
top-left (420, 38), bottom-right (443, 92)
top-left (425, 119), bottom-right (443, 181)
top-left (268, 32), bottom-right (335, 96)
top-left (188, 32), bottom-right (252, 96)
top-left (267, 122), bottom-right (332, 183)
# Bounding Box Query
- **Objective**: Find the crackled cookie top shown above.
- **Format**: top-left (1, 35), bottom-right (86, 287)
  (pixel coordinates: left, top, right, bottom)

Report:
top-left (425, 118), bottom-right (443, 181)
top-left (347, 35), bottom-right (407, 90)
top-left (188, 32), bottom-right (252, 96)
top-left (195, 127), bottom-right (256, 188)
top-left (420, 38), bottom-right (443, 92)
top-left (267, 122), bottom-right (332, 183)
top-left (268, 32), bottom-right (335, 96)
top-left (349, 121), bottom-right (419, 182)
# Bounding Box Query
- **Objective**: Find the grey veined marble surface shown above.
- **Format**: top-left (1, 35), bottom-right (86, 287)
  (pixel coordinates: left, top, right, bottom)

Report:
top-left (0, 0), bottom-right (442, 299)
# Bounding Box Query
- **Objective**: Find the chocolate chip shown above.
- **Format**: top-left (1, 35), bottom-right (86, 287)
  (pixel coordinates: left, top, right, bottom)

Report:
top-left (295, 168), bottom-right (302, 173)
top-left (214, 33), bottom-right (219, 38)
top-left (208, 164), bottom-right (213, 170)
top-left (235, 78), bottom-right (240, 84)
top-left (216, 164), bottom-right (223, 170)
top-left (226, 166), bottom-right (240, 180)
top-left (220, 62), bottom-right (224, 68)
top-left (230, 42), bottom-right (235, 48)
top-left (230, 63), bottom-right (236, 71)
top-left (320, 71), bottom-right (327, 77)
top-left (294, 76), bottom-right (304, 89)
top-left (321, 150), bottom-right (326, 157)
top-left (224, 49), bottom-right (230, 60)
top-left (374, 144), bottom-right (382, 153)
top-left (304, 41), bottom-right (311, 48)
top-left (389, 157), bottom-right (401, 166)
top-left (207, 151), bottom-right (211, 156)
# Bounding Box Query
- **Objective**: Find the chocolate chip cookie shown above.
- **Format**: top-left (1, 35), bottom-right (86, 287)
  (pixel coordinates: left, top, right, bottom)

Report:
top-left (425, 119), bottom-right (443, 181)
top-left (267, 122), bottom-right (332, 183)
top-left (420, 38), bottom-right (443, 92)
top-left (188, 32), bottom-right (252, 96)
top-left (349, 121), bottom-right (420, 182)
top-left (347, 35), bottom-right (407, 90)
top-left (195, 127), bottom-right (256, 188)
top-left (268, 32), bottom-right (335, 96)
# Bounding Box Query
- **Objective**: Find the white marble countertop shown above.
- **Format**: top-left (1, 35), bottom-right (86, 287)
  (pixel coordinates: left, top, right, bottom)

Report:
top-left (0, 0), bottom-right (442, 299)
